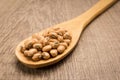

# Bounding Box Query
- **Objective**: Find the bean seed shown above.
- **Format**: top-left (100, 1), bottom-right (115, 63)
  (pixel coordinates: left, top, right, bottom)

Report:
top-left (64, 39), bottom-right (71, 45)
top-left (50, 41), bottom-right (59, 49)
top-left (38, 36), bottom-right (44, 43)
top-left (56, 31), bottom-right (63, 36)
top-left (27, 48), bottom-right (37, 57)
top-left (60, 42), bottom-right (68, 48)
top-left (63, 32), bottom-right (72, 40)
top-left (58, 29), bottom-right (67, 35)
top-left (32, 33), bottom-right (41, 40)
top-left (49, 39), bottom-right (58, 42)
top-left (42, 52), bottom-right (50, 60)
top-left (24, 50), bottom-right (29, 56)
top-left (57, 35), bottom-right (63, 42)
top-left (42, 31), bottom-right (49, 37)
top-left (50, 49), bottom-right (58, 57)
top-left (24, 39), bottom-right (38, 49)
top-left (20, 46), bottom-right (26, 53)
top-left (42, 38), bottom-right (49, 46)
top-left (32, 52), bottom-right (42, 61)
top-left (49, 32), bottom-right (58, 39)
top-left (33, 43), bottom-right (43, 50)
top-left (57, 45), bottom-right (65, 53)
top-left (42, 45), bottom-right (52, 52)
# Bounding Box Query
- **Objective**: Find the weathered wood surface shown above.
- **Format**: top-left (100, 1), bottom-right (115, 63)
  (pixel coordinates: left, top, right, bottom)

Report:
top-left (0, 0), bottom-right (120, 80)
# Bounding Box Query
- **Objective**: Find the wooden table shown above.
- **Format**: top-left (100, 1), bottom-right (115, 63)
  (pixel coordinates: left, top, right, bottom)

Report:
top-left (0, 0), bottom-right (120, 80)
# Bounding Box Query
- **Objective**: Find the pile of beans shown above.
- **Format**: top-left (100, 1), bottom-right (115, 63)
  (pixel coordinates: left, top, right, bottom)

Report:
top-left (20, 28), bottom-right (72, 61)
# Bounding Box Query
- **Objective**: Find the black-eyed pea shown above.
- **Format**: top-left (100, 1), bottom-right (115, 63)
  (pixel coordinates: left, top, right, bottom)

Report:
top-left (49, 39), bottom-right (58, 42)
top-left (58, 28), bottom-right (67, 35)
top-left (60, 42), bottom-right (68, 49)
top-left (24, 50), bottom-right (29, 56)
top-left (56, 31), bottom-right (63, 36)
top-left (50, 49), bottom-right (58, 57)
top-left (27, 48), bottom-right (38, 57)
top-left (42, 31), bottom-right (49, 37)
top-left (45, 37), bottom-right (50, 41)
top-left (49, 32), bottom-right (58, 39)
top-left (42, 45), bottom-right (52, 52)
top-left (32, 52), bottom-right (42, 61)
top-left (20, 46), bottom-right (26, 53)
top-left (57, 35), bottom-right (63, 42)
top-left (24, 40), bottom-right (33, 49)
top-left (63, 32), bottom-right (72, 40)
top-left (48, 29), bottom-right (54, 33)
top-left (50, 41), bottom-right (59, 49)
top-left (64, 39), bottom-right (71, 45)
top-left (38, 36), bottom-right (44, 43)
top-left (42, 52), bottom-right (50, 60)
top-left (42, 38), bottom-right (49, 46)
top-left (57, 45), bottom-right (66, 53)
top-left (33, 43), bottom-right (43, 50)
top-left (32, 33), bottom-right (41, 40)
top-left (24, 39), bottom-right (38, 49)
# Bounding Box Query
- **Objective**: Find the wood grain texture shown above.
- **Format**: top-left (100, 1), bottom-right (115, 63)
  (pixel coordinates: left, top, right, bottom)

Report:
top-left (0, 0), bottom-right (120, 80)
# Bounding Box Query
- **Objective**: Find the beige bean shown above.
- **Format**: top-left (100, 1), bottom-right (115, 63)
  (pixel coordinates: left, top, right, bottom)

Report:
top-left (20, 46), bottom-right (26, 53)
top-left (42, 31), bottom-right (49, 37)
top-left (50, 41), bottom-right (59, 49)
top-left (24, 50), bottom-right (29, 56)
top-left (57, 35), bottom-right (63, 42)
top-left (57, 45), bottom-right (65, 53)
top-left (24, 39), bottom-right (38, 49)
top-left (38, 36), bottom-right (45, 43)
top-left (42, 52), bottom-right (50, 60)
top-left (56, 31), bottom-right (63, 36)
top-left (63, 32), bottom-right (72, 40)
top-left (33, 43), bottom-right (43, 50)
top-left (45, 37), bottom-right (50, 41)
top-left (32, 52), bottom-right (42, 61)
top-left (64, 39), bottom-right (71, 45)
top-left (42, 37), bottom-right (49, 46)
top-left (49, 39), bottom-right (58, 42)
top-left (49, 32), bottom-right (58, 39)
top-left (27, 48), bottom-right (38, 57)
top-left (42, 45), bottom-right (52, 52)
top-left (60, 42), bottom-right (68, 49)
top-left (32, 33), bottom-right (41, 40)
top-left (50, 49), bottom-right (58, 57)
top-left (57, 28), bottom-right (67, 36)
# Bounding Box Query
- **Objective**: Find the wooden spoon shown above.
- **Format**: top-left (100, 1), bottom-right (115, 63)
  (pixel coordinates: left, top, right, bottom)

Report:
top-left (15, 0), bottom-right (117, 68)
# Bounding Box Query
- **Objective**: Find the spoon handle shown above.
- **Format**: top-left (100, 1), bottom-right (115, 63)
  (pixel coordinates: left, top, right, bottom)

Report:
top-left (73, 0), bottom-right (117, 29)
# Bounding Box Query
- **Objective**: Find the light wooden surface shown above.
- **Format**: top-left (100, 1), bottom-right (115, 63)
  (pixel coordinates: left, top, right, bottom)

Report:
top-left (0, 0), bottom-right (120, 80)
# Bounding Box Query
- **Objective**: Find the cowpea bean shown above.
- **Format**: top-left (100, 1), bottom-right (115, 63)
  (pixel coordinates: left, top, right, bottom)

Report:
top-left (27, 48), bottom-right (37, 57)
top-left (42, 45), bottom-right (52, 52)
top-left (64, 39), bottom-right (71, 45)
top-left (32, 52), bottom-right (42, 61)
top-left (57, 45), bottom-right (65, 53)
top-left (57, 35), bottom-right (63, 42)
top-left (33, 43), bottom-right (43, 50)
top-left (50, 49), bottom-right (58, 57)
top-left (63, 32), bottom-right (72, 40)
top-left (49, 32), bottom-right (58, 39)
top-left (60, 42), bottom-right (68, 48)
top-left (42, 52), bottom-right (50, 60)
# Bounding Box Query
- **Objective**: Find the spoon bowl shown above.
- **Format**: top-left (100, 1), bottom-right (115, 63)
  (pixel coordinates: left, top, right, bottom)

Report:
top-left (16, 23), bottom-right (82, 68)
top-left (15, 0), bottom-right (117, 68)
